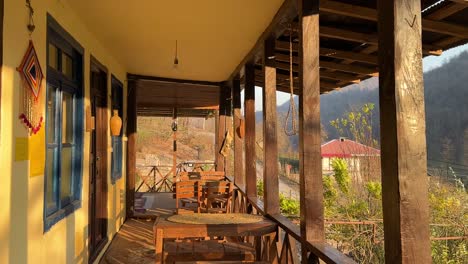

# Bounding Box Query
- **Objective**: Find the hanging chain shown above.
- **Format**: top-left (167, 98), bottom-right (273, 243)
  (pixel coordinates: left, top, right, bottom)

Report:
top-left (26, 0), bottom-right (35, 34)
top-left (284, 23), bottom-right (298, 136)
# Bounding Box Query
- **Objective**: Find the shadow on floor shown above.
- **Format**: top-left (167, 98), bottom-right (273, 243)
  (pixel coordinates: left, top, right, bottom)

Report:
top-left (99, 218), bottom-right (155, 264)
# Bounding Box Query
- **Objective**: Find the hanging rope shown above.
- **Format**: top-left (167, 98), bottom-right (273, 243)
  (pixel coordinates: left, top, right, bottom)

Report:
top-left (284, 23), bottom-right (298, 136)
top-left (26, 0), bottom-right (35, 35)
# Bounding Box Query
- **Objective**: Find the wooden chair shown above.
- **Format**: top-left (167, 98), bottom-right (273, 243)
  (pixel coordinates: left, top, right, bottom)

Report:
top-left (204, 181), bottom-right (234, 213)
top-left (174, 181), bottom-right (202, 214)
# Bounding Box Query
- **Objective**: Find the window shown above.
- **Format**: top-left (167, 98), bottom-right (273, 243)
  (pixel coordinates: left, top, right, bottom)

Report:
top-left (44, 15), bottom-right (84, 231)
top-left (111, 76), bottom-right (123, 184)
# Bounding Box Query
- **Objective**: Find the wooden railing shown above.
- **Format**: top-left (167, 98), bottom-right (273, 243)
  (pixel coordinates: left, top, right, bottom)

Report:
top-left (228, 176), bottom-right (357, 264)
top-left (136, 165), bottom-right (174, 192)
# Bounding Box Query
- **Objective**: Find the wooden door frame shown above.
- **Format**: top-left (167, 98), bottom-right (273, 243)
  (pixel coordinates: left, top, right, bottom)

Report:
top-left (0, 0), bottom-right (4, 139)
top-left (89, 56), bottom-right (109, 262)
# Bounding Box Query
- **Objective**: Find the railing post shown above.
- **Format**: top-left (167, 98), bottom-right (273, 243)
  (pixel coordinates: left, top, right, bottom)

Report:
top-left (245, 63), bottom-right (257, 198)
top-left (263, 35), bottom-right (280, 215)
top-left (298, 0), bottom-right (324, 262)
top-left (377, 0), bottom-right (431, 263)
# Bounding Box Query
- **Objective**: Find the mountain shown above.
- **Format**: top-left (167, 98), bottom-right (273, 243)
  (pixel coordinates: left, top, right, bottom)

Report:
top-left (261, 50), bottom-right (468, 167)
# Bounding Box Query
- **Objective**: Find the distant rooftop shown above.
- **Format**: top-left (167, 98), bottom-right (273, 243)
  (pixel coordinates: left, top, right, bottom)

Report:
top-left (321, 138), bottom-right (380, 158)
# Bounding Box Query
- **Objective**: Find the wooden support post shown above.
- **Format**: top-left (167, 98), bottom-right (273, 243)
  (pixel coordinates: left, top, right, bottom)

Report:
top-left (262, 35), bottom-right (280, 215)
top-left (224, 84), bottom-right (233, 176)
top-left (233, 78), bottom-right (245, 187)
top-left (298, 0), bottom-right (324, 262)
top-left (126, 79), bottom-right (137, 218)
top-left (172, 108), bottom-right (178, 178)
top-left (377, 1), bottom-right (431, 263)
top-left (245, 63), bottom-right (257, 198)
top-left (216, 86), bottom-right (227, 172)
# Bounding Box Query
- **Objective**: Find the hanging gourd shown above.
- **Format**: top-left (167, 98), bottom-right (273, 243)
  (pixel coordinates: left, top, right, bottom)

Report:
top-left (110, 109), bottom-right (122, 136)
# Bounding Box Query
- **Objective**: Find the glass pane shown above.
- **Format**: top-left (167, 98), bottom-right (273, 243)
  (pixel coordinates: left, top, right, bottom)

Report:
top-left (62, 53), bottom-right (74, 79)
top-left (46, 148), bottom-right (57, 212)
top-left (62, 92), bottom-right (74, 144)
top-left (60, 147), bottom-right (73, 202)
top-left (48, 44), bottom-right (58, 70)
top-left (47, 85), bottom-right (57, 143)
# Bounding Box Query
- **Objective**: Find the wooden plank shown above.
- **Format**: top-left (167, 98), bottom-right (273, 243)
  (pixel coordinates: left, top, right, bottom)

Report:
top-left (377, 1), bottom-right (431, 263)
top-left (244, 63), bottom-right (257, 198)
top-left (262, 35), bottom-right (280, 215)
top-left (228, 0), bottom-right (297, 82)
top-left (298, 0), bottom-right (325, 253)
top-left (233, 78), bottom-right (245, 187)
top-left (126, 79), bottom-right (137, 218)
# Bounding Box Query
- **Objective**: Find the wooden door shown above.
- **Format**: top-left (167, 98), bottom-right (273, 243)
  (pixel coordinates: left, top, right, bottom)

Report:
top-left (89, 67), bottom-right (108, 261)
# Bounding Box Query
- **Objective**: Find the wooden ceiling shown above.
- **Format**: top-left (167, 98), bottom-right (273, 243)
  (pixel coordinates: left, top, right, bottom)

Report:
top-left (251, 0), bottom-right (468, 94)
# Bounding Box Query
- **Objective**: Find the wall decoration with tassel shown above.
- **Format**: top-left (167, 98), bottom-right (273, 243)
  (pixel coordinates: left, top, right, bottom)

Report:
top-left (17, 0), bottom-right (43, 135)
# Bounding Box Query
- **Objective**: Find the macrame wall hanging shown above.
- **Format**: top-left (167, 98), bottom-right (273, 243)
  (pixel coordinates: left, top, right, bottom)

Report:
top-left (17, 0), bottom-right (43, 135)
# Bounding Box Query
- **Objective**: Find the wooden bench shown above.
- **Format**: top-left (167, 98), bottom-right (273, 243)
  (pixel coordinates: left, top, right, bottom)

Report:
top-left (163, 240), bottom-right (256, 263)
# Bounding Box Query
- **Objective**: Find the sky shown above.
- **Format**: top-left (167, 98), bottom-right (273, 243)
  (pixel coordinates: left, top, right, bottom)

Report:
top-left (244, 43), bottom-right (468, 111)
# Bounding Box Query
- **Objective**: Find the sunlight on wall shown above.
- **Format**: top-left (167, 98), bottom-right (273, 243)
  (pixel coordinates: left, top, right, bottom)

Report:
top-left (0, 0), bottom-right (128, 263)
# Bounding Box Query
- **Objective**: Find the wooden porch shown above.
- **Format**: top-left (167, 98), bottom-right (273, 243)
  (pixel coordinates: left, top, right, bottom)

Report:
top-left (110, 0), bottom-right (468, 263)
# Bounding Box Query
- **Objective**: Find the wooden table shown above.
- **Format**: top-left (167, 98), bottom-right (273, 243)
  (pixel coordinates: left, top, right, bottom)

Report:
top-left (153, 214), bottom-right (278, 263)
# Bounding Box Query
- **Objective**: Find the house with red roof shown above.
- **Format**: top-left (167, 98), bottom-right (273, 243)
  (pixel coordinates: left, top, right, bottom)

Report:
top-left (322, 138), bottom-right (381, 181)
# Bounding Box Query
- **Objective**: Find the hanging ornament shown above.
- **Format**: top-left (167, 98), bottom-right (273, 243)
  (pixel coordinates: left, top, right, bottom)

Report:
top-left (17, 41), bottom-right (43, 134)
top-left (17, 1), bottom-right (43, 135)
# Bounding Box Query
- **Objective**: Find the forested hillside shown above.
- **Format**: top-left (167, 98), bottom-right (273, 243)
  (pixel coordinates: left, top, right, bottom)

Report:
top-left (271, 50), bottom-right (468, 166)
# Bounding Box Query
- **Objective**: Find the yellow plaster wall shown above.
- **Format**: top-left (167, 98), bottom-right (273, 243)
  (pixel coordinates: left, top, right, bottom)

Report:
top-left (0, 0), bottom-right (128, 263)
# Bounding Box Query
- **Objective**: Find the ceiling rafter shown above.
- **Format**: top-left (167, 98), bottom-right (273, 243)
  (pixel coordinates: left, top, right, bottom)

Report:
top-left (320, 0), bottom-right (468, 39)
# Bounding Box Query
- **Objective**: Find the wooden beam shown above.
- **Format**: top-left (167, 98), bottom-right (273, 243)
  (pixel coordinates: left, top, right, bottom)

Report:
top-left (450, 0), bottom-right (468, 5)
top-left (126, 79), bottom-right (137, 218)
top-left (320, 61), bottom-right (378, 76)
top-left (298, 1), bottom-right (324, 256)
top-left (271, 61), bottom-right (361, 83)
top-left (255, 70), bottom-right (340, 91)
top-left (262, 36), bottom-right (280, 215)
top-left (233, 78), bottom-right (244, 188)
top-left (228, 0), bottom-right (297, 82)
top-left (282, 30), bottom-right (442, 56)
top-left (244, 63), bottom-right (257, 198)
top-left (426, 2), bottom-right (467, 20)
top-left (127, 73), bottom-right (221, 87)
top-left (377, 0), bottom-right (431, 263)
top-left (275, 53), bottom-right (378, 76)
top-left (321, 0), bottom-right (468, 39)
top-left (277, 42), bottom-right (380, 65)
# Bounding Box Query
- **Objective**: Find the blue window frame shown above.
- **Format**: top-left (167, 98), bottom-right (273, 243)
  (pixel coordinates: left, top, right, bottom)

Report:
top-left (44, 15), bottom-right (84, 231)
top-left (111, 76), bottom-right (123, 184)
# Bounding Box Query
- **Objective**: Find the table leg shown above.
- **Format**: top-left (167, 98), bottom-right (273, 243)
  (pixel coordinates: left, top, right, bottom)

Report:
top-left (155, 228), bottom-right (164, 264)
